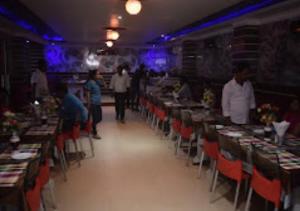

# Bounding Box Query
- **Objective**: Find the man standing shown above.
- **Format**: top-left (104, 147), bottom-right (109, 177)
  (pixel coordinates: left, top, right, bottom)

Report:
top-left (222, 63), bottom-right (256, 125)
top-left (110, 65), bottom-right (130, 123)
top-left (31, 59), bottom-right (49, 101)
top-left (84, 69), bottom-right (105, 139)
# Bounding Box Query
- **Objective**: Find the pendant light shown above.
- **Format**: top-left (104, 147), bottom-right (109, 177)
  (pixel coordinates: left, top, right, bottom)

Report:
top-left (125, 0), bottom-right (142, 15)
top-left (106, 41), bottom-right (114, 48)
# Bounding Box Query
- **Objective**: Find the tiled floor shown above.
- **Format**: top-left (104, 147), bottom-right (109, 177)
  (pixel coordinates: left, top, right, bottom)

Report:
top-left (53, 107), bottom-right (236, 211)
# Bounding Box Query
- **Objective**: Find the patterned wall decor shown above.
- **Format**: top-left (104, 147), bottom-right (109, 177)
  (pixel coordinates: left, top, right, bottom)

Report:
top-left (196, 33), bottom-right (233, 80)
top-left (259, 20), bottom-right (300, 86)
top-left (44, 45), bottom-right (177, 73)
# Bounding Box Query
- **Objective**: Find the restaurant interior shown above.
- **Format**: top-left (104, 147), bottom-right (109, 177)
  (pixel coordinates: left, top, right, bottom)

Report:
top-left (0, 0), bottom-right (300, 210)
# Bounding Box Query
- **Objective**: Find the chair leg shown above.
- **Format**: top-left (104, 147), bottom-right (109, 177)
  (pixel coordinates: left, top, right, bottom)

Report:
top-left (155, 119), bottom-right (160, 133)
top-left (209, 160), bottom-right (217, 192)
top-left (88, 134), bottom-right (95, 157)
top-left (210, 170), bottom-right (219, 203)
top-left (186, 139), bottom-right (193, 166)
top-left (73, 140), bottom-right (81, 167)
top-left (245, 187), bottom-right (253, 211)
top-left (233, 182), bottom-right (241, 211)
top-left (198, 151), bottom-right (205, 177)
top-left (48, 179), bottom-right (58, 209)
top-left (59, 151), bottom-right (67, 181)
top-left (175, 136), bottom-right (182, 155)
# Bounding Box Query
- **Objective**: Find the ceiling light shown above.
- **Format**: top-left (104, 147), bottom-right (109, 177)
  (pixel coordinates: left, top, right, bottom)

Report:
top-left (107, 30), bottom-right (120, 40)
top-left (118, 16), bottom-right (123, 20)
top-left (125, 0), bottom-right (142, 15)
top-left (106, 41), bottom-right (114, 48)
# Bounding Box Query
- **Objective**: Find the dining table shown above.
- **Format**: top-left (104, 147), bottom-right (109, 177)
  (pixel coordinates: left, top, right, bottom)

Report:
top-left (0, 115), bottom-right (59, 210)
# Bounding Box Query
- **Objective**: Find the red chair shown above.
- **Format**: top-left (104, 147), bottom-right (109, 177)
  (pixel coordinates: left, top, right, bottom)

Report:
top-left (38, 160), bottom-right (50, 188)
top-left (211, 153), bottom-right (248, 211)
top-left (245, 167), bottom-right (281, 211)
top-left (26, 178), bottom-right (41, 211)
top-left (168, 109), bottom-right (181, 141)
top-left (198, 138), bottom-right (219, 191)
top-left (175, 112), bottom-right (196, 165)
top-left (38, 160), bottom-right (57, 209)
top-left (154, 107), bottom-right (167, 137)
top-left (62, 123), bottom-right (82, 167)
top-left (146, 101), bottom-right (155, 124)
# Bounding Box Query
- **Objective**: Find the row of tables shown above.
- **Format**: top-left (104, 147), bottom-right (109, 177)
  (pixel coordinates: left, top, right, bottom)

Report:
top-left (146, 92), bottom-right (300, 197)
top-left (0, 116), bottom-right (59, 210)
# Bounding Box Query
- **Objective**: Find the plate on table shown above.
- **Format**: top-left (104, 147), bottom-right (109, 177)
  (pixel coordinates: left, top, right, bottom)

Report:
top-left (226, 132), bottom-right (243, 138)
top-left (253, 129), bottom-right (264, 135)
top-left (11, 151), bottom-right (33, 160)
top-left (215, 125), bottom-right (224, 130)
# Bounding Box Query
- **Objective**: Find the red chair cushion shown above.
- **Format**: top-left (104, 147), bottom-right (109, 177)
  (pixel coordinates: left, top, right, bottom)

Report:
top-left (26, 178), bottom-right (41, 211)
top-left (251, 167), bottom-right (282, 208)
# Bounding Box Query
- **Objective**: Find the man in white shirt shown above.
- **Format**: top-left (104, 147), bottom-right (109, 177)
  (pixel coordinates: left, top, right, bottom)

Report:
top-left (110, 65), bottom-right (130, 123)
top-left (222, 63), bottom-right (256, 125)
top-left (31, 59), bottom-right (49, 101)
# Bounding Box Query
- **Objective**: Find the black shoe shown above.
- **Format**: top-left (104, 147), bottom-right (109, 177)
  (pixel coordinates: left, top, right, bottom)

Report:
top-left (120, 119), bottom-right (125, 124)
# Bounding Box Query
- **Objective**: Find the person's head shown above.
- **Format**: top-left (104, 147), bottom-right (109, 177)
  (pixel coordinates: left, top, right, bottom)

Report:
top-left (55, 83), bottom-right (69, 99)
top-left (38, 59), bottom-right (47, 72)
top-left (139, 63), bottom-right (145, 70)
top-left (233, 62), bottom-right (251, 84)
top-left (89, 69), bottom-right (100, 80)
top-left (117, 65), bottom-right (123, 76)
top-left (289, 98), bottom-right (300, 112)
top-left (179, 77), bottom-right (188, 86)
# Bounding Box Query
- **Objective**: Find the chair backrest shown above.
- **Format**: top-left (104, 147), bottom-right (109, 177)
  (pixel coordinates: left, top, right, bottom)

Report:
top-left (72, 123), bottom-right (81, 139)
top-left (251, 166), bottom-right (282, 208)
top-left (181, 111), bottom-right (193, 127)
top-left (218, 134), bottom-right (243, 160)
top-left (203, 122), bottom-right (218, 142)
top-left (172, 108), bottom-right (181, 120)
top-left (38, 159), bottom-right (50, 187)
top-left (251, 145), bottom-right (281, 180)
top-left (26, 177), bottom-right (41, 211)
top-left (203, 139), bottom-right (219, 160)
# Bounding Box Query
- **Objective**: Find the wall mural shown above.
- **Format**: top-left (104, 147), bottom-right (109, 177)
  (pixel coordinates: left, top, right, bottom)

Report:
top-left (44, 45), bottom-right (176, 73)
top-left (196, 34), bottom-right (233, 80)
top-left (259, 20), bottom-right (300, 86)
top-left (194, 20), bottom-right (300, 86)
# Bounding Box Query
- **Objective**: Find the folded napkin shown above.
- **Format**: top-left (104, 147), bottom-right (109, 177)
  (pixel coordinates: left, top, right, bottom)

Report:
top-left (273, 121), bottom-right (290, 137)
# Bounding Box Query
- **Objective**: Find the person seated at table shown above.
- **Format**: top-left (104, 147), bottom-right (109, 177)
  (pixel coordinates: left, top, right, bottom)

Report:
top-left (284, 98), bottom-right (300, 136)
top-left (57, 83), bottom-right (88, 132)
top-left (222, 62), bottom-right (256, 125)
top-left (174, 77), bottom-right (192, 101)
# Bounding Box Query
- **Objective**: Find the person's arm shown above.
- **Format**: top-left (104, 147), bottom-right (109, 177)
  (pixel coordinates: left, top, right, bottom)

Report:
top-left (249, 83), bottom-right (256, 123)
top-left (109, 75), bottom-right (115, 90)
top-left (222, 84), bottom-right (231, 123)
top-left (84, 82), bottom-right (91, 110)
top-left (30, 72), bottom-right (37, 100)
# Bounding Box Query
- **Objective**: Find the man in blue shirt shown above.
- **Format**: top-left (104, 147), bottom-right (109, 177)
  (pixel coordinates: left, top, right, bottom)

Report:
top-left (57, 83), bottom-right (88, 132)
top-left (85, 69), bottom-right (105, 139)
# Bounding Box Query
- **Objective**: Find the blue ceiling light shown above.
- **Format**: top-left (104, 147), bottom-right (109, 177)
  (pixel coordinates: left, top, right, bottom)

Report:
top-left (154, 0), bottom-right (285, 43)
top-left (0, 1), bottom-right (63, 42)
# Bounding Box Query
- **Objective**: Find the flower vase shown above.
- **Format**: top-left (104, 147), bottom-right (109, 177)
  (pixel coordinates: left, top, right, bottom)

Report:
top-left (10, 131), bottom-right (20, 150)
